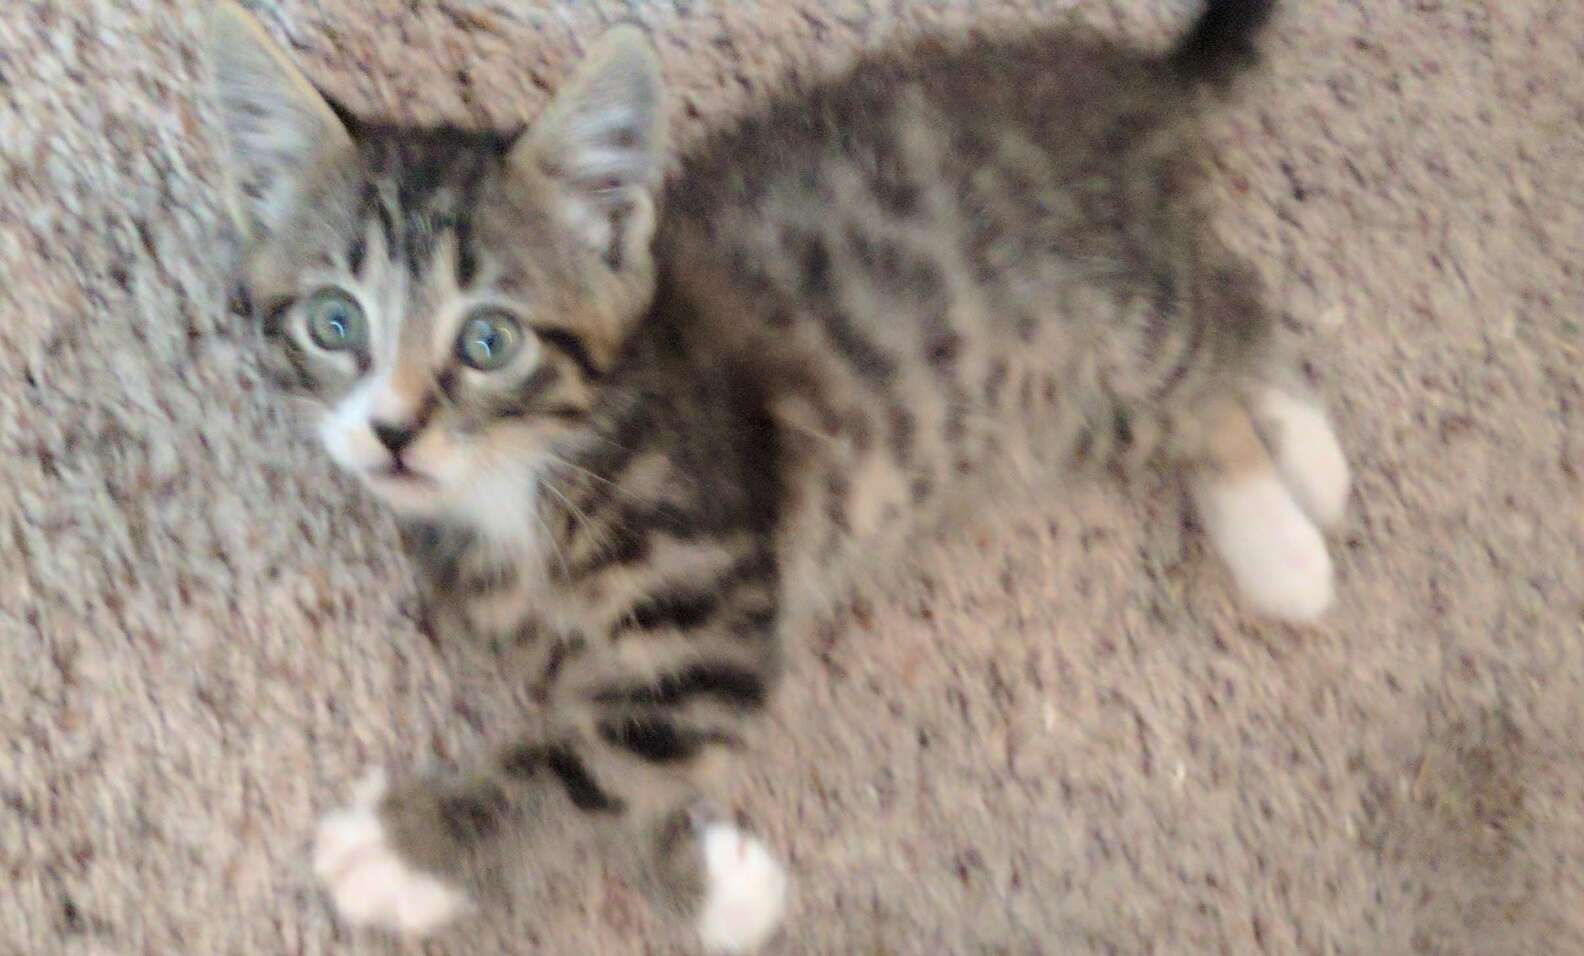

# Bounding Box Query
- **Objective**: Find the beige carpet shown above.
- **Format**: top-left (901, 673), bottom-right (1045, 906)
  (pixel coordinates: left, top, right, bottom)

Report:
top-left (4, 1), bottom-right (1582, 953)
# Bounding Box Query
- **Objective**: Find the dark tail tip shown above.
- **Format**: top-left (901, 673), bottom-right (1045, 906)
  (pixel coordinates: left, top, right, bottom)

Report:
top-left (1170, 0), bottom-right (1277, 84)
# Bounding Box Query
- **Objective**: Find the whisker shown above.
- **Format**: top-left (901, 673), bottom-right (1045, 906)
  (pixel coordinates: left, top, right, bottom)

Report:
top-left (531, 508), bottom-right (571, 580)
top-left (540, 450), bottom-right (671, 505)
top-left (539, 473), bottom-right (617, 554)
top-left (544, 439), bottom-right (703, 497)
top-left (569, 428), bottom-right (642, 459)
top-left (541, 452), bottom-right (618, 489)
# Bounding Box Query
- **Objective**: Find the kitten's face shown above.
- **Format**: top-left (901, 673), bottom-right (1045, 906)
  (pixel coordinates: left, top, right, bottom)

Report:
top-left (208, 6), bottom-right (664, 523)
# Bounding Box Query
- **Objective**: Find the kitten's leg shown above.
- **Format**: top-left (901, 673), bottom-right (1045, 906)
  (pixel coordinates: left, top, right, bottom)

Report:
top-left (312, 742), bottom-right (587, 938)
top-left (313, 739), bottom-right (588, 937)
top-left (1250, 384), bottom-right (1351, 529)
top-left (1189, 395), bottom-right (1335, 622)
top-left (653, 801), bottom-right (790, 953)
top-left (314, 731), bottom-right (788, 951)
top-left (312, 770), bottom-right (476, 936)
top-left (571, 717), bottom-right (790, 953)
top-left (317, 534), bottom-right (789, 948)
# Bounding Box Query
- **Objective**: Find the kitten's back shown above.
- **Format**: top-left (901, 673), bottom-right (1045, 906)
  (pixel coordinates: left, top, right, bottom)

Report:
top-left (644, 21), bottom-right (1273, 593)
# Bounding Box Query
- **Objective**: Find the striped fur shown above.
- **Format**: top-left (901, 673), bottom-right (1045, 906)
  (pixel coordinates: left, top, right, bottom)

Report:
top-left (209, 2), bottom-right (1337, 949)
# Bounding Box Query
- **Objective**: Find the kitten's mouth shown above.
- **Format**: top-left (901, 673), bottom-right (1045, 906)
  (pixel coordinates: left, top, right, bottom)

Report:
top-left (369, 461), bottom-right (436, 487)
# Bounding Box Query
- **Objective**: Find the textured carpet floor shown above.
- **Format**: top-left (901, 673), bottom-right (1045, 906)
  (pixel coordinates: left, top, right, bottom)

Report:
top-left (3, 1), bottom-right (1583, 954)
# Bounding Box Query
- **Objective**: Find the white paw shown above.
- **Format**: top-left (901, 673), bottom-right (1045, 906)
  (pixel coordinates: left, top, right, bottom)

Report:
top-left (312, 771), bottom-right (471, 936)
top-left (696, 822), bottom-right (789, 953)
top-left (1254, 387), bottom-right (1350, 529)
top-left (1194, 471), bottom-right (1334, 622)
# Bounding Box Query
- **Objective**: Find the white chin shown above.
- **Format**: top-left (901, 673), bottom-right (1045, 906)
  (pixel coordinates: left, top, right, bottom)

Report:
top-left (362, 472), bottom-right (446, 513)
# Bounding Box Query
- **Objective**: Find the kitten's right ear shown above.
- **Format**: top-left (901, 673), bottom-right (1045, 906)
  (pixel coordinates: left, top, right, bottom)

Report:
top-left (204, 1), bottom-right (353, 242)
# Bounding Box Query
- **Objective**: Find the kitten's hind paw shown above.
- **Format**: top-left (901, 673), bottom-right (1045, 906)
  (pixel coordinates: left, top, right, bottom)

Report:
top-left (1254, 386), bottom-right (1351, 529)
top-left (694, 813), bottom-right (789, 953)
top-left (312, 770), bottom-right (472, 936)
top-left (1194, 470), bottom-right (1334, 623)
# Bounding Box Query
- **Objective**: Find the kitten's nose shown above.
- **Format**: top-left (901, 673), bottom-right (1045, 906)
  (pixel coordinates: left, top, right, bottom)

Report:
top-left (372, 421), bottom-right (418, 456)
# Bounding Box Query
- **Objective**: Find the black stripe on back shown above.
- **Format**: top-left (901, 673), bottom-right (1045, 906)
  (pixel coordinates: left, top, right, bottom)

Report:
top-left (544, 744), bottom-right (624, 812)
top-left (819, 305), bottom-right (898, 386)
top-left (591, 662), bottom-right (768, 711)
top-left (787, 226), bottom-right (896, 385)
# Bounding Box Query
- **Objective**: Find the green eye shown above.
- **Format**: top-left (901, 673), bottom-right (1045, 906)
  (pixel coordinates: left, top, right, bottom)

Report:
top-left (457, 310), bottom-right (524, 371)
top-left (305, 290), bottom-right (367, 352)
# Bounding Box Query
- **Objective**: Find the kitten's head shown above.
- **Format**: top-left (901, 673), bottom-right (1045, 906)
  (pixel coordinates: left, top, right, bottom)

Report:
top-left (206, 3), bottom-right (664, 522)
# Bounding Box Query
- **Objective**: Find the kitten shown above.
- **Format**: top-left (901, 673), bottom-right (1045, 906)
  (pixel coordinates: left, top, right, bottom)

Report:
top-left (206, 0), bottom-right (1347, 950)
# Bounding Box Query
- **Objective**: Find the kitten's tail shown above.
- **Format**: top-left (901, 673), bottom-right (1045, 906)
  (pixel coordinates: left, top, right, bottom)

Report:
top-left (1169, 0), bottom-right (1277, 84)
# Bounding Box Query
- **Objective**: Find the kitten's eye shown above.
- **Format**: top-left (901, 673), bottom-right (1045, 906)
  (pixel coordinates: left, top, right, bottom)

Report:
top-left (456, 310), bottom-right (524, 371)
top-left (305, 290), bottom-right (367, 352)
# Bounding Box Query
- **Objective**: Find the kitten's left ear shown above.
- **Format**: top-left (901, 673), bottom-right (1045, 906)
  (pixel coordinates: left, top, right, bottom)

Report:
top-left (516, 25), bottom-right (667, 269)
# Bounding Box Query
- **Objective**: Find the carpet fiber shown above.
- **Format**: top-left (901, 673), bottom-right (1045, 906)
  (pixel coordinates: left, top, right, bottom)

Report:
top-left (3, 2), bottom-right (1582, 953)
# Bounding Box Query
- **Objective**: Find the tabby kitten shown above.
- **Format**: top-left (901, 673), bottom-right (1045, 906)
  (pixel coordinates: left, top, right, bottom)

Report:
top-left (207, 0), bottom-right (1348, 950)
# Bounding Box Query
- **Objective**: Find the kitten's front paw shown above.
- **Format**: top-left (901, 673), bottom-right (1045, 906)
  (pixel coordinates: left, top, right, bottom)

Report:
top-left (694, 817), bottom-right (789, 953)
top-left (312, 771), bottom-right (471, 935)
